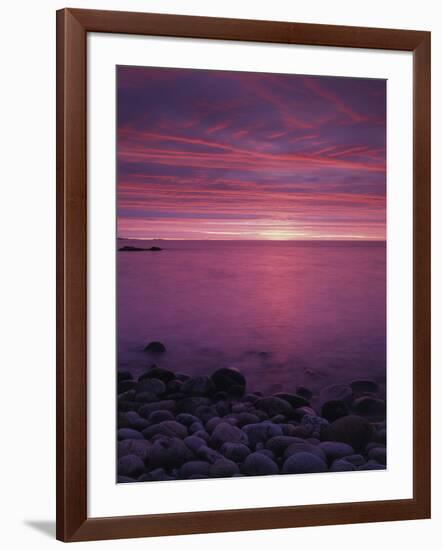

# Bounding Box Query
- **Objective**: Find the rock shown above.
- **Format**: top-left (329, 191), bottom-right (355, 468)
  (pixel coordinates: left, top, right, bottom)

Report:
top-left (139, 367), bottom-right (174, 382)
top-left (242, 393), bottom-right (259, 404)
top-left (194, 405), bottom-right (218, 424)
top-left (184, 436), bottom-right (207, 453)
top-left (350, 379), bottom-right (379, 394)
top-left (182, 376), bottom-right (215, 396)
top-left (210, 422), bottom-right (249, 449)
top-left (118, 454), bottom-right (145, 477)
top-left (242, 452), bottom-right (279, 476)
top-left (147, 410), bottom-right (175, 424)
top-left (255, 448), bottom-right (276, 461)
top-left (230, 412), bottom-right (260, 427)
top-left (368, 446), bottom-right (387, 465)
top-left (301, 415), bottom-right (329, 438)
top-left (205, 417), bottom-right (222, 432)
top-left (177, 397), bottom-right (211, 414)
top-left (318, 441), bottom-right (354, 463)
top-left (330, 459), bottom-right (357, 472)
top-left (373, 428), bottom-right (387, 445)
top-left (211, 368), bottom-right (246, 395)
top-left (166, 379), bottom-right (183, 393)
top-left (143, 341), bottom-right (166, 354)
top-left (242, 422), bottom-right (283, 448)
top-left (255, 397), bottom-right (293, 418)
top-left (290, 425), bottom-right (311, 439)
top-left (149, 246), bottom-right (162, 251)
top-left (220, 442), bottom-right (251, 462)
top-left (283, 442), bottom-right (327, 462)
top-left (197, 446), bottom-right (223, 464)
top-left (352, 396), bottom-right (386, 421)
top-left (133, 391), bottom-right (159, 403)
top-left (138, 400), bottom-right (176, 419)
top-left (319, 384), bottom-right (353, 405)
top-left (118, 439), bottom-right (151, 462)
top-left (321, 400), bottom-right (349, 422)
top-left (140, 468), bottom-right (174, 481)
top-left (274, 393), bottom-right (310, 408)
top-left (296, 386), bottom-right (313, 400)
top-left (344, 454), bottom-right (366, 467)
top-left (135, 378), bottom-right (166, 396)
top-left (118, 379), bottom-right (136, 393)
top-left (215, 400), bottom-right (231, 416)
top-left (142, 420), bottom-right (187, 440)
top-left (149, 437), bottom-right (194, 469)
top-left (189, 421), bottom-right (205, 435)
top-left (118, 428), bottom-right (144, 440)
top-left (179, 461), bottom-right (211, 479)
top-left (321, 415), bottom-right (373, 452)
top-left (119, 245), bottom-right (162, 252)
top-left (209, 459), bottom-right (240, 478)
top-left (176, 373), bottom-right (191, 381)
top-left (265, 436), bottom-right (305, 455)
top-left (176, 413), bottom-right (199, 426)
top-left (282, 452), bottom-right (327, 474)
top-left (231, 403), bottom-right (247, 413)
top-left (118, 371), bottom-right (133, 383)
top-left (122, 411), bottom-right (149, 430)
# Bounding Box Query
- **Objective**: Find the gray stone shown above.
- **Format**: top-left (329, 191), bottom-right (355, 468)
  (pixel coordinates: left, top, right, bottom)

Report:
top-left (368, 446), bottom-right (387, 465)
top-left (179, 461), bottom-right (211, 479)
top-left (118, 439), bottom-right (151, 462)
top-left (149, 436), bottom-right (194, 469)
top-left (330, 459), bottom-right (357, 472)
top-left (142, 420), bottom-right (187, 440)
top-left (318, 441), bottom-right (354, 462)
top-left (282, 452), bottom-right (327, 474)
top-left (242, 452), bottom-right (279, 476)
top-left (147, 410), bottom-right (175, 424)
top-left (138, 400), bottom-right (176, 419)
top-left (184, 435), bottom-right (207, 453)
top-left (211, 368), bottom-right (246, 395)
top-left (143, 341), bottom-right (166, 354)
top-left (242, 422), bottom-right (283, 448)
top-left (220, 442), bottom-right (251, 462)
top-left (182, 376), bottom-right (215, 396)
top-left (118, 454), bottom-right (145, 477)
top-left (255, 397), bottom-right (293, 418)
top-left (283, 442), bottom-right (327, 462)
top-left (210, 422), bottom-right (249, 448)
top-left (209, 459), bottom-right (240, 478)
top-left (321, 415), bottom-right (373, 452)
top-left (118, 428), bottom-right (144, 440)
top-left (265, 436), bottom-right (305, 455)
top-left (135, 377), bottom-right (166, 396)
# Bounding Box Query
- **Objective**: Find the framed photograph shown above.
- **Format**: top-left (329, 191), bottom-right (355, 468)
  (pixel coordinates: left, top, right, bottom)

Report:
top-left (56, 8), bottom-right (431, 542)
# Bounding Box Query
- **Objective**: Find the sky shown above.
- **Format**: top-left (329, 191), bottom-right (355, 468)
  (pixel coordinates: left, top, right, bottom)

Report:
top-left (117, 66), bottom-right (386, 240)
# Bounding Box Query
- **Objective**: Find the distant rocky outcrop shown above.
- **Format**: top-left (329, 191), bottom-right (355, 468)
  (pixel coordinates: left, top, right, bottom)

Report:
top-left (119, 245), bottom-right (162, 252)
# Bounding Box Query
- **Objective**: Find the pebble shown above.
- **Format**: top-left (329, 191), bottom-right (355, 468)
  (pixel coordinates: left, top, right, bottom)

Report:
top-left (142, 420), bottom-right (187, 439)
top-left (118, 428), bottom-right (144, 440)
top-left (138, 400), bottom-right (176, 419)
top-left (330, 459), bottom-right (357, 472)
top-left (321, 400), bottom-right (349, 422)
top-left (368, 446), bottom-right (387, 465)
top-left (118, 454), bottom-right (145, 477)
top-left (318, 441), bottom-right (354, 462)
top-left (149, 437), bottom-right (194, 469)
top-left (211, 368), bottom-right (246, 395)
top-left (255, 397), bottom-right (293, 418)
top-left (242, 452), bottom-right (279, 476)
top-left (209, 458), bottom-right (240, 478)
top-left (179, 461), bottom-right (211, 479)
top-left (321, 415), bottom-right (373, 452)
top-left (242, 422), bottom-right (283, 448)
top-left (282, 452), bottom-right (327, 474)
top-left (220, 442), bottom-right (251, 462)
top-left (118, 439), bottom-right (151, 462)
top-left (283, 442), bottom-right (327, 462)
top-left (184, 435), bottom-right (207, 453)
top-left (210, 422), bottom-right (249, 448)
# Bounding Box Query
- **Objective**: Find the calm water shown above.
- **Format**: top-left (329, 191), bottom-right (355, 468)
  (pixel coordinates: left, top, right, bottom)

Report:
top-left (117, 240), bottom-right (386, 395)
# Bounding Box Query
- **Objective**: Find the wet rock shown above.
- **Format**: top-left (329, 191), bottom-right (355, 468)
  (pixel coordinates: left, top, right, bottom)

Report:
top-left (118, 439), bottom-right (151, 462)
top-left (210, 422), bottom-right (249, 449)
top-left (147, 410), bottom-right (175, 424)
top-left (255, 397), bottom-right (293, 418)
top-left (211, 368), bottom-right (246, 395)
top-left (194, 405), bottom-right (218, 424)
top-left (242, 452), bottom-right (279, 476)
top-left (118, 475), bottom-right (135, 483)
top-left (140, 468), bottom-right (174, 481)
top-left (301, 415), bottom-right (329, 438)
top-left (274, 393), bottom-right (310, 408)
top-left (242, 393), bottom-right (259, 404)
top-left (118, 370), bottom-right (133, 383)
top-left (189, 421), bottom-right (205, 435)
top-left (283, 441), bottom-right (327, 463)
top-left (321, 400), bottom-right (349, 422)
top-left (142, 420), bottom-right (187, 440)
top-left (197, 445), bottom-right (223, 464)
top-left (215, 400), bottom-right (231, 416)
top-left (182, 376), bottom-right (215, 397)
top-left (205, 417), bottom-right (222, 433)
top-left (121, 411), bottom-right (149, 430)
top-left (118, 454), bottom-right (145, 477)
top-left (265, 436), bottom-right (305, 456)
top-left (166, 379), bottom-right (183, 393)
top-left (344, 454), bottom-right (366, 467)
top-left (350, 379), bottom-right (379, 394)
top-left (282, 452), bottom-right (327, 474)
top-left (321, 415), bottom-right (373, 452)
top-left (270, 414), bottom-right (286, 423)
top-left (231, 412), bottom-right (261, 427)
top-left (319, 384), bottom-right (353, 405)
top-left (118, 379), bottom-right (136, 393)
top-left (352, 396), bottom-right (386, 421)
top-left (179, 461), bottom-right (211, 479)
top-left (118, 428), bottom-right (144, 440)
top-left (242, 422), bottom-right (283, 448)
top-left (144, 341), bottom-right (166, 354)
top-left (176, 372), bottom-right (191, 382)
top-left (296, 386), bottom-right (313, 401)
top-left (138, 400), bottom-right (176, 419)
top-left (231, 403), bottom-right (248, 414)
top-left (135, 378), bottom-right (166, 396)
top-left (210, 458), bottom-right (240, 478)
top-left (133, 391), bottom-right (159, 403)
top-left (176, 413), bottom-right (199, 426)
top-left (318, 441), bottom-right (354, 463)
top-left (292, 407), bottom-right (318, 421)
top-left (330, 459), bottom-right (357, 472)
top-left (177, 397), bottom-right (211, 414)
top-left (149, 437), bottom-right (194, 469)
top-left (184, 435), bottom-right (207, 453)
top-left (368, 446), bottom-right (387, 465)
top-left (358, 461), bottom-right (386, 471)
top-left (139, 367), bottom-right (175, 383)
top-left (220, 442), bottom-right (251, 462)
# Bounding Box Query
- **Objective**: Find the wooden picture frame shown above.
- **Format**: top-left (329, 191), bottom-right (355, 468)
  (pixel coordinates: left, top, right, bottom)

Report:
top-left (56, 8), bottom-right (431, 542)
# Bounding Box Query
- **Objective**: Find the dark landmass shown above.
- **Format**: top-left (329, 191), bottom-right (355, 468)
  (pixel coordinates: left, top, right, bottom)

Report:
top-left (117, 341), bottom-right (386, 483)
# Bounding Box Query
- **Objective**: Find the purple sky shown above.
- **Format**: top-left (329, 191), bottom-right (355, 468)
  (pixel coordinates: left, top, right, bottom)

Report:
top-left (117, 66), bottom-right (386, 240)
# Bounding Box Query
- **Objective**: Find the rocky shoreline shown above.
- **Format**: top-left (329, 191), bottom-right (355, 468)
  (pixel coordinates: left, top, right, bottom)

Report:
top-left (118, 343), bottom-right (386, 482)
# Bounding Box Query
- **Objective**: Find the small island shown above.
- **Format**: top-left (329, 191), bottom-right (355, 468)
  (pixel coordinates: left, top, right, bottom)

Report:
top-left (119, 245), bottom-right (162, 252)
